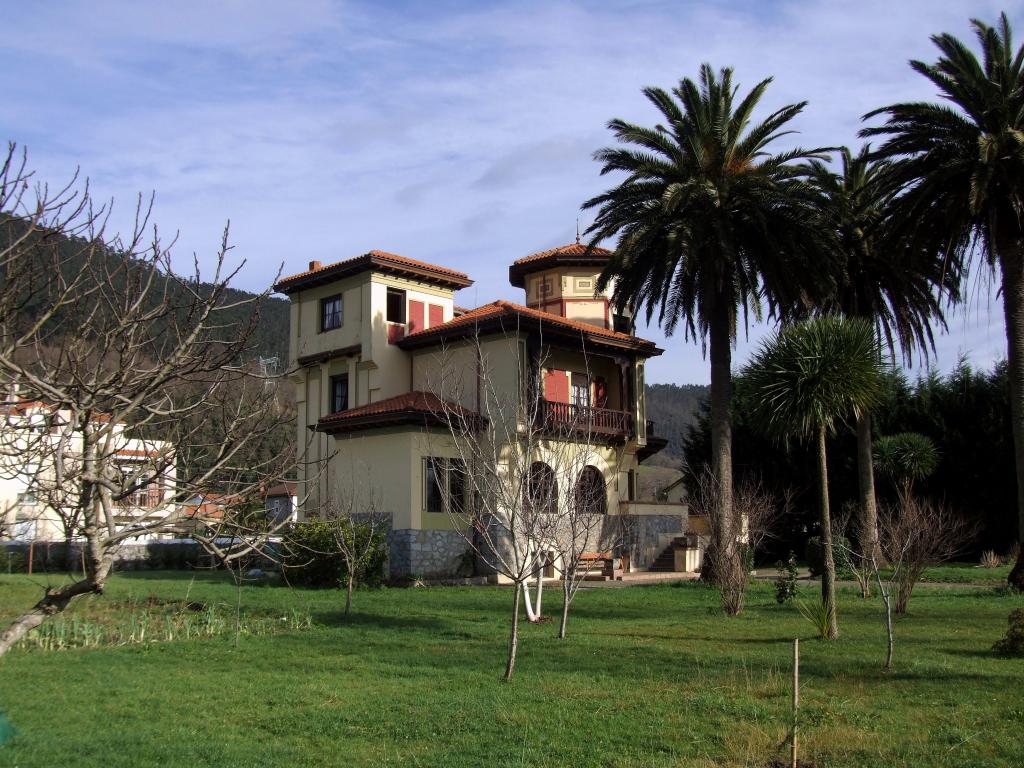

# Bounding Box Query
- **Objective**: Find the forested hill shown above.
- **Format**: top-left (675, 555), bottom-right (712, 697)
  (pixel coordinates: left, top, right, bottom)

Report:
top-left (644, 382), bottom-right (708, 467)
top-left (0, 212), bottom-right (291, 364)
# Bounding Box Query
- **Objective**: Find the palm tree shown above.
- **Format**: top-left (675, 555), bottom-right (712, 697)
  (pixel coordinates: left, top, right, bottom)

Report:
top-left (584, 65), bottom-right (832, 595)
top-left (874, 432), bottom-right (940, 499)
top-left (744, 316), bottom-right (884, 639)
top-left (861, 13), bottom-right (1024, 588)
top-left (805, 146), bottom-right (955, 565)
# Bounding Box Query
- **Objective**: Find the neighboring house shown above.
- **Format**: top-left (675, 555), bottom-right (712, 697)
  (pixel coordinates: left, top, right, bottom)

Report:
top-left (0, 399), bottom-right (177, 543)
top-left (264, 482), bottom-right (298, 526)
top-left (274, 242), bottom-right (689, 579)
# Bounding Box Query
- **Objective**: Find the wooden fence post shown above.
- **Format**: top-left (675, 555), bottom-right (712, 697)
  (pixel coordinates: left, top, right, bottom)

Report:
top-left (791, 637), bottom-right (799, 768)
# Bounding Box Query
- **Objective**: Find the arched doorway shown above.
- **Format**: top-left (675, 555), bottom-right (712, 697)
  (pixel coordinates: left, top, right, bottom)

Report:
top-left (574, 465), bottom-right (607, 515)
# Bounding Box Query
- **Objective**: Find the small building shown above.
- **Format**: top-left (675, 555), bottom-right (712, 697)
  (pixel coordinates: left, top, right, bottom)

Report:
top-left (274, 242), bottom-right (689, 579)
top-left (0, 399), bottom-right (176, 543)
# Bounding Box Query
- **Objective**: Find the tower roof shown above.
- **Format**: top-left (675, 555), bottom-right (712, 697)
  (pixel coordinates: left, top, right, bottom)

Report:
top-left (508, 242), bottom-right (613, 288)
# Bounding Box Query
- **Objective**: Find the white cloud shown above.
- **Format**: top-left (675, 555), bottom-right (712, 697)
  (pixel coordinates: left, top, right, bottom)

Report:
top-left (0, 0), bottom-right (1018, 384)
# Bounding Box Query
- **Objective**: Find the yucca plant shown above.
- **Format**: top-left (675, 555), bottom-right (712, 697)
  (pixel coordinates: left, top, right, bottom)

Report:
top-left (745, 316), bottom-right (885, 639)
top-left (797, 598), bottom-right (833, 640)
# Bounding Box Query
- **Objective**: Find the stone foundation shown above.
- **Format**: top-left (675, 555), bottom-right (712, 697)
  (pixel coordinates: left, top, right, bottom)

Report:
top-left (387, 528), bottom-right (471, 579)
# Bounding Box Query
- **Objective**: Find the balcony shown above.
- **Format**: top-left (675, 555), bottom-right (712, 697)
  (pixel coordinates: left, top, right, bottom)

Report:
top-left (536, 400), bottom-right (634, 439)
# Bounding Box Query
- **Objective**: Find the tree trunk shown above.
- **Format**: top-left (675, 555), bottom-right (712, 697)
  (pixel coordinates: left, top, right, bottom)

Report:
top-left (876, 557), bottom-right (892, 671)
top-left (558, 578), bottom-right (570, 639)
top-left (533, 559), bottom-right (544, 618)
top-left (817, 426), bottom-right (839, 640)
top-left (344, 574), bottom-right (354, 617)
top-left (63, 533), bottom-right (77, 575)
top-left (521, 579), bottom-right (538, 622)
top-left (0, 576), bottom-right (102, 656)
top-left (708, 301), bottom-right (736, 589)
top-left (504, 583), bottom-right (521, 681)
top-left (1000, 243), bottom-right (1024, 591)
top-left (855, 410), bottom-right (880, 592)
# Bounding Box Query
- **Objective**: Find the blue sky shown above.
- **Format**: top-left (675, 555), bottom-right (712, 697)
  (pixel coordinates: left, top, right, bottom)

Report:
top-left (1, 0), bottom-right (1017, 384)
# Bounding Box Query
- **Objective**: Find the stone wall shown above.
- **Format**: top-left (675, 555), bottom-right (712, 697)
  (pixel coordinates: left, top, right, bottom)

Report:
top-left (387, 528), bottom-right (470, 579)
top-left (1, 540), bottom-right (218, 572)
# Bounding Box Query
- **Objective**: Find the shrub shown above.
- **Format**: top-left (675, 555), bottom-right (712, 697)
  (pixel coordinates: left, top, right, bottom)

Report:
top-left (805, 535), bottom-right (850, 577)
top-left (774, 552), bottom-right (799, 604)
top-left (993, 608), bottom-right (1024, 656)
top-left (283, 520), bottom-right (386, 589)
top-left (980, 550), bottom-right (1002, 569)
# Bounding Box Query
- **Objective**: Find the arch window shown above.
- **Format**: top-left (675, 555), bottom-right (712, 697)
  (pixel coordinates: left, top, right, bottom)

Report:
top-left (526, 461), bottom-right (558, 515)
top-left (574, 465), bottom-right (607, 515)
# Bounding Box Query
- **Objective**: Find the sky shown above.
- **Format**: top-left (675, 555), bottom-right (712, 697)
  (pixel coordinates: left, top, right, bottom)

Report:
top-left (1, 0), bottom-right (1018, 384)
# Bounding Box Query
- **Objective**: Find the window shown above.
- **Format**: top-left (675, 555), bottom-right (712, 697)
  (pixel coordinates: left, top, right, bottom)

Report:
top-left (570, 373), bottom-right (590, 407)
top-left (424, 457), bottom-right (467, 514)
top-left (526, 462), bottom-right (557, 515)
top-left (387, 287), bottom-right (406, 323)
top-left (16, 491), bottom-right (37, 507)
top-left (574, 466), bottom-right (607, 515)
top-left (449, 459), bottom-right (466, 516)
top-left (424, 457), bottom-right (444, 513)
top-left (330, 374), bottom-right (349, 413)
top-left (320, 294), bottom-right (343, 331)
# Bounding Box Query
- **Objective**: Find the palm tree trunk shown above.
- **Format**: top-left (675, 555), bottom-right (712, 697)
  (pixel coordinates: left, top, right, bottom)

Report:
top-left (709, 301), bottom-right (735, 588)
top-left (817, 426), bottom-right (839, 639)
top-left (856, 410), bottom-right (880, 589)
top-left (1000, 244), bottom-right (1024, 591)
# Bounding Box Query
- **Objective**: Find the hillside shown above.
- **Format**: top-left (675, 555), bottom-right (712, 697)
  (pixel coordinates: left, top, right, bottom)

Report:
top-left (643, 382), bottom-right (708, 467)
top-left (0, 212), bottom-right (290, 365)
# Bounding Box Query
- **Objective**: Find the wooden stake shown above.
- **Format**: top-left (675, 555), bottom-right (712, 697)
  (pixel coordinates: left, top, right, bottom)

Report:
top-left (791, 637), bottom-right (799, 768)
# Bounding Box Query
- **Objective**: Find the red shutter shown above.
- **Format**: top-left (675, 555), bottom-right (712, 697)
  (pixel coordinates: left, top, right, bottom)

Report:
top-left (387, 324), bottom-right (405, 344)
top-left (408, 300), bottom-right (425, 333)
top-left (595, 376), bottom-right (608, 408)
top-left (428, 303), bottom-right (443, 329)
top-left (544, 369), bottom-right (569, 403)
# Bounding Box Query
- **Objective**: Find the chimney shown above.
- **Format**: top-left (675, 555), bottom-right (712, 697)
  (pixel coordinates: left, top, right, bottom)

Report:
top-left (309, 260), bottom-right (322, 271)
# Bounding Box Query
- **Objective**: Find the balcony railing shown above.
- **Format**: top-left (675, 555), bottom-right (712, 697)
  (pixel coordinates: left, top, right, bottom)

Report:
top-left (117, 490), bottom-right (164, 509)
top-left (536, 400), bottom-right (634, 438)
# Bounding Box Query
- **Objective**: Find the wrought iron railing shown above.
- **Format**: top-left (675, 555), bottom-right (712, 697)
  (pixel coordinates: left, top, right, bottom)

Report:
top-left (537, 400), bottom-right (634, 437)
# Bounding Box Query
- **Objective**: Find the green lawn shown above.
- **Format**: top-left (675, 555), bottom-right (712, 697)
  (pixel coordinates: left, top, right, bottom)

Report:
top-left (0, 571), bottom-right (1022, 767)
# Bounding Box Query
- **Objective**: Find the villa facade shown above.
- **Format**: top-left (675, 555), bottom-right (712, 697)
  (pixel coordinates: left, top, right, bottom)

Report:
top-left (275, 242), bottom-right (691, 579)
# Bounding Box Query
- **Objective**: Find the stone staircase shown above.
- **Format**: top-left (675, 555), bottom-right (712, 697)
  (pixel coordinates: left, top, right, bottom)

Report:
top-left (648, 536), bottom-right (688, 572)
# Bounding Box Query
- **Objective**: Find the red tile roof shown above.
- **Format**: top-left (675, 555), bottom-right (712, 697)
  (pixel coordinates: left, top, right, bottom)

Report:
top-left (398, 300), bottom-right (661, 356)
top-left (274, 250), bottom-right (473, 293)
top-left (513, 241), bottom-right (613, 266)
top-left (509, 242), bottom-right (613, 288)
top-left (317, 391), bottom-right (481, 434)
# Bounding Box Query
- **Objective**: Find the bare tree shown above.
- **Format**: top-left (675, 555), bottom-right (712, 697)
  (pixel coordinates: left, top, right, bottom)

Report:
top-left (285, 463), bottom-right (388, 618)
top-left (0, 145), bottom-right (303, 657)
top-left (881, 496), bottom-right (973, 615)
top-left (839, 495), bottom-right (974, 668)
top-left (426, 327), bottom-right (634, 677)
top-left (691, 468), bottom-right (783, 615)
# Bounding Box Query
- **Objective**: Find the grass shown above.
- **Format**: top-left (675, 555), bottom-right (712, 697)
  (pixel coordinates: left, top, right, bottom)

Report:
top-left (0, 571), bottom-right (1022, 767)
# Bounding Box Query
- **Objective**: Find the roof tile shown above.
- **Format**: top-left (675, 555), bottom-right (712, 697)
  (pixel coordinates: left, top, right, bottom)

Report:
top-left (400, 300), bottom-right (659, 352)
top-left (275, 250), bottom-right (471, 292)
